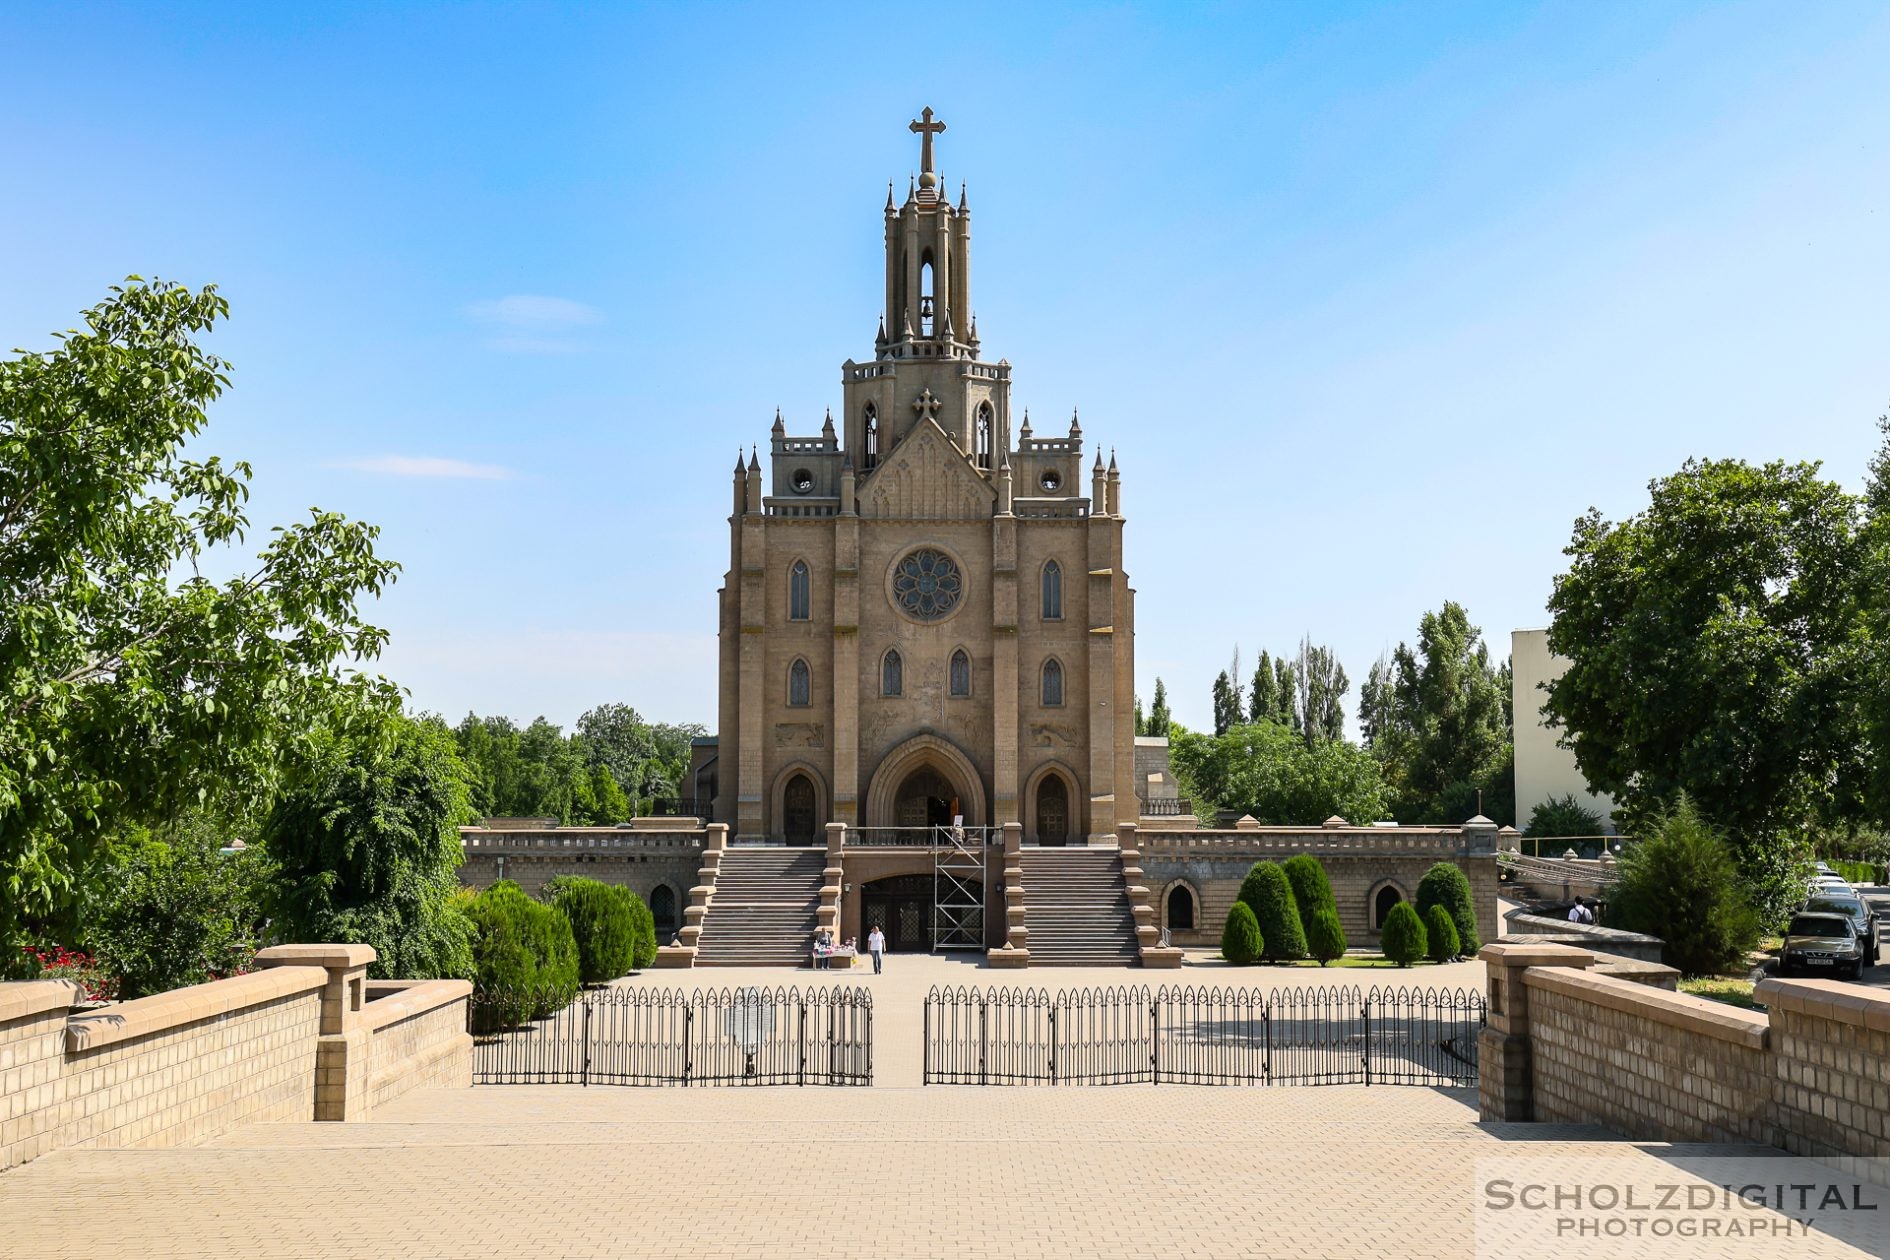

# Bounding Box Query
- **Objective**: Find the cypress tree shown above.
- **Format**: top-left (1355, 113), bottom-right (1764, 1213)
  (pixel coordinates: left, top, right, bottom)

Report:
top-left (1237, 862), bottom-right (1308, 961)
top-left (1221, 901), bottom-right (1262, 965)
top-left (1424, 904), bottom-right (1461, 962)
top-left (1415, 862), bottom-right (1481, 956)
top-left (1380, 902), bottom-right (1428, 967)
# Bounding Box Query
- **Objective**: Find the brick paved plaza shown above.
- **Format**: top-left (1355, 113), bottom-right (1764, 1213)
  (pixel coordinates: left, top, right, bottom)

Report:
top-left (5, 961), bottom-right (1888, 1260)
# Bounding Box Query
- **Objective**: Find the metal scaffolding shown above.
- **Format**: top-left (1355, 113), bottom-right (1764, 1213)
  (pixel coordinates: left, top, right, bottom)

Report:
top-left (931, 824), bottom-right (991, 951)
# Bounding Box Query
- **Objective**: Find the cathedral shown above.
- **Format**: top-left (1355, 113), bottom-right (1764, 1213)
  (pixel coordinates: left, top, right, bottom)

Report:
top-left (689, 109), bottom-right (1138, 851)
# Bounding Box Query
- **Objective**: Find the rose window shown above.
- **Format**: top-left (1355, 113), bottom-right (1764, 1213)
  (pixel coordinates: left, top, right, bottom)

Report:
top-left (891, 548), bottom-right (963, 621)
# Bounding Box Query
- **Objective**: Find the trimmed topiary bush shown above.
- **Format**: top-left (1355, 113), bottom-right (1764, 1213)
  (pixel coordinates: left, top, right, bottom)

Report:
top-left (467, 881), bottom-right (580, 1024)
top-left (1306, 907), bottom-right (1347, 965)
top-left (1415, 862), bottom-right (1481, 957)
top-left (627, 890), bottom-right (658, 970)
top-left (1238, 861), bottom-right (1308, 961)
top-left (1424, 904), bottom-right (1460, 962)
top-left (1221, 901), bottom-right (1263, 965)
top-left (1380, 901), bottom-right (1428, 968)
top-left (547, 877), bottom-right (637, 985)
top-left (1281, 854), bottom-right (1337, 939)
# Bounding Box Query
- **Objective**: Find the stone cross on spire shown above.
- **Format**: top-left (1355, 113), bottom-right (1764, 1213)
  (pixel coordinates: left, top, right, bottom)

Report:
top-left (909, 107), bottom-right (946, 175)
top-left (912, 388), bottom-right (942, 423)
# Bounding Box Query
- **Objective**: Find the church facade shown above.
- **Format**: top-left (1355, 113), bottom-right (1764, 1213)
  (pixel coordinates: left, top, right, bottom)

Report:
top-left (697, 109), bottom-right (1138, 848)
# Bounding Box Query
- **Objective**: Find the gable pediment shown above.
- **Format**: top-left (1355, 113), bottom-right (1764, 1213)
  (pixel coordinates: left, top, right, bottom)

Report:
top-left (861, 419), bottom-right (997, 521)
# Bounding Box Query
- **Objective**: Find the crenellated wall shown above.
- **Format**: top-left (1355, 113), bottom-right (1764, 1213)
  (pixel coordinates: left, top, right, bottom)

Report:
top-left (459, 825), bottom-right (705, 937)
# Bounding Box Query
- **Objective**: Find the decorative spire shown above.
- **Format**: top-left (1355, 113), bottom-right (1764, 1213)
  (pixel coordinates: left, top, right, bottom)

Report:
top-left (968, 313), bottom-right (979, 344)
top-left (885, 181), bottom-right (896, 213)
top-left (958, 182), bottom-right (968, 213)
top-left (901, 308), bottom-right (914, 339)
top-left (734, 450), bottom-right (746, 475)
top-left (907, 173), bottom-right (916, 201)
top-left (821, 409), bottom-right (835, 439)
top-left (1070, 408), bottom-right (1082, 438)
top-left (875, 315), bottom-right (887, 346)
top-left (748, 445), bottom-right (760, 472)
top-left (940, 307), bottom-right (955, 339)
top-left (1093, 450), bottom-right (1105, 472)
top-left (1019, 409), bottom-right (1032, 438)
top-left (771, 408), bottom-right (785, 436)
top-left (1108, 449), bottom-right (1119, 474)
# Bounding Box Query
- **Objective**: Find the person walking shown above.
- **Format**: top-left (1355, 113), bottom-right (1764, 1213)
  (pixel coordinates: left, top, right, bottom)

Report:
top-left (868, 925), bottom-right (886, 974)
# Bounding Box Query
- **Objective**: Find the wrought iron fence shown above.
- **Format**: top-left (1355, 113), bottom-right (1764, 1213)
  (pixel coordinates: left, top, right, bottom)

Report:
top-left (470, 985), bottom-right (873, 1087)
top-left (921, 983), bottom-right (1483, 1087)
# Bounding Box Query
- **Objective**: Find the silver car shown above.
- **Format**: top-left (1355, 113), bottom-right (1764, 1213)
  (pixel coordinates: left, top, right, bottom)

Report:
top-left (1803, 894), bottom-right (1878, 960)
top-left (1779, 913), bottom-right (1867, 981)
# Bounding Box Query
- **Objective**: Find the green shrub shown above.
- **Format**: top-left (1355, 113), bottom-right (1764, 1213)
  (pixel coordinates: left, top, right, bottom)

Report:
top-left (89, 817), bottom-right (266, 999)
top-left (1306, 907), bottom-right (1347, 965)
top-left (466, 881), bottom-right (579, 1026)
top-left (1380, 902), bottom-right (1428, 967)
top-left (1237, 861), bottom-right (1308, 961)
top-left (1608, 796), bottom-right (1761, 978)
top-left (1220, 901), bottom-right (1262, 965)
top-left (1415, 862), bottom-right (1481, 957)
top-left (626, 891), bottom-right (657, 969)
top-left (546, 877), bottom-right (637, 985)
top-left (1424, 904), bottom-right (1460, 962)
top-left (1281, 854), bottom-right (1337, 938)
top-left (1831, 859), bottom-right (1880, 887)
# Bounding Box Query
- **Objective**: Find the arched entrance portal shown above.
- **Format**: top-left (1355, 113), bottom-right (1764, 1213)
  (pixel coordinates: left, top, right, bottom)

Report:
top-left (895, 767), bottom-right (958, 832)
top-left (859, 874), bottom-right (984, 952)
top-left (783, 773), bottom-right (817, 845)
top-left (1035, 775), bottom-right (1070, 846)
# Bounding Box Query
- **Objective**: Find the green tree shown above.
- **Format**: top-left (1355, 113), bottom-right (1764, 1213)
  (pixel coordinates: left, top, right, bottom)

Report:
top-left (0, 280), bottom-right (400, 968)
top-left (1380, 902), bottom-right (1427, 967)
top-left (1856, 413), bottom-right (1890, 832)
top-left (544, 876), bottom-right (638, 985)
top-left (1546, 457), bottom-right (1867, 916)
top-left (1220, 901), bottom-right (1262, 965)
top-left (262, 712), bottom-right (476, 981)
top-left (465, 881), bottom-right (580, 1027)
top-left (1414, 861), bottom-right (1481, 957)
top-left (1170, 722), bottom-right (1389, 825)
top-left (1249, 651), bottom-right (1279, 726)
top-left (1608, 796), bottom-right (1762, 978)
top-left (1237, 861), bottom-right (1307, 961)
top-left (1280, 854), bottom-right (1337, 939)
top-left (1526, 793), bottom-right (1607, 839)
top-left (1145, 678), bottom-right (1172, 737)
top-left (90, 815), bottom-right (266, 998)
top-left (1211, 670), bottom-right (1242, 737)
top-left (1306, 908), bottom-right (1347, 965)
top-left (1360, 602), bottom-right (1513, 825)
top-left (1292, 637), bottom-right (1349, 744)
top-left (1423, 904), bottom-right (1461, 963)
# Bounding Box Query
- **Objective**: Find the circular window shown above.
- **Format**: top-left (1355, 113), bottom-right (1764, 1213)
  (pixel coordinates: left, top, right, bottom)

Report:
top-left (890, 548), bottom-right (963, 622)
top-left (790, 468), bottom-right (814, 494)
top-left (1039, 468), bottom-right (1062, 493)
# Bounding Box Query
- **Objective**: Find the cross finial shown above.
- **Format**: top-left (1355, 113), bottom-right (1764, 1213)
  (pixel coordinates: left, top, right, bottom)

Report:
top-left (912, 388), bottom-right (942, 424)
top-left (909, 107), bottom-right (946, 175)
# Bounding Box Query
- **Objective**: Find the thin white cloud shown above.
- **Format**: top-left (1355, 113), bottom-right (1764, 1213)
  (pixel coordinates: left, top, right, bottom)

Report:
top-left (464, 295), bottom-right (603, 329)
top-left (333, 455), bottom-right (517, 481)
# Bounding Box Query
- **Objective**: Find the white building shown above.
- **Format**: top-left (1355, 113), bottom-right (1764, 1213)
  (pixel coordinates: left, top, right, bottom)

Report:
top-left (1511, 628), bottom-right (1616, 833)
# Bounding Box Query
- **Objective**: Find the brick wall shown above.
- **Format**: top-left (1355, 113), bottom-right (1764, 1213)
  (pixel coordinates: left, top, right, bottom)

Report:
top-left (363, 980), bottom-right (474, 1112)
top-left (1765, 983), bottom-right (1890, 1182)
top-left (0, 982), bottom-right (82, 1171)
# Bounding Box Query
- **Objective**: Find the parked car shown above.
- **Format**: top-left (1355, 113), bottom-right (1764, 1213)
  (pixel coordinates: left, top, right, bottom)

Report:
top-left (1779, 912), bottom-right (1868, 980)
top-left (1808, 875), bottom-right (1855, 900)
top-left (1803, 894), bottom-right (1878, 960)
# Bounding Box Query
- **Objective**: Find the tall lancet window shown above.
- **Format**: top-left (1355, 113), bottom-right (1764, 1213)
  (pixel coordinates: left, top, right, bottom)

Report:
top-left (1041, 658), bottom-right (1064, 707)
top-left (920, 254), bottom-right (936, 336)
top-left (787, 658), bottom-right (811, 707)
top-left (975, 403), bottom-right (993, 470)
top-left (863, 403), bottom-right (879, 470)
top-left (882, 649), bottom-right (903, 697)
top-left (1041, 560), bottom-right (1063, 620)
top-left (950, 649), bottom-right (971, 697)
top-left (788, 560), bottom-right (811, 621)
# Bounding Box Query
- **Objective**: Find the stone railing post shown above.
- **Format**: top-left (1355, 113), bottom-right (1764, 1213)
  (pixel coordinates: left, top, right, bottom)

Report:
top-left (989, 821), bottom-right (1029, 968)
top-left (254, 944), bottom-right (377, 1121)
top-left (658, 823), bottom-right (724, 968)
top-left (1475, 942), bottom-right (1594, 1122)
top-left (818, 822), bottom-right (847, 939)
top-left (1118, 822), bottom-right (1181, 968)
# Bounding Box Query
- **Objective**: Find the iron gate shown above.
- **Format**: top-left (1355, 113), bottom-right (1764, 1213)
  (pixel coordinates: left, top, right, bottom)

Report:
top-left (921, 983), bottom-right (1483, 1086)
top-left (471, 986), bottom-right (873, 1086)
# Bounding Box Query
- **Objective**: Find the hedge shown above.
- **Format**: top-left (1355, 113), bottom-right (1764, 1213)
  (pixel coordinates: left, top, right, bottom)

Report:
top-left (1238, 862), bottom-right (1308, 961)
top-left (1415, 862), bottom-right (1480, 957)
top-left (1221, 901), bottom-right (1263, 965)
top-left (1424, 904), bottom-right (1460, 963)
top-left (1380, 902), bottom-right (1428, 968)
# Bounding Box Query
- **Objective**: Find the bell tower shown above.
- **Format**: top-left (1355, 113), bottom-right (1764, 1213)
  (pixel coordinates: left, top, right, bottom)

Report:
top-left (842, 107), bottom-right (1010, 474)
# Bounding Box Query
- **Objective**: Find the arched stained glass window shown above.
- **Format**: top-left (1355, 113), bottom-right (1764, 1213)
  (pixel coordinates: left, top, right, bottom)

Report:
top-left (882, 649), bottom-right (903, 697)
top-left (863, 403), bottom-right (879, 470)
top-left (788, 658), bottom-right (811, 707)
top-left (1041, 560), bottom-right (1063, 620)
top-left (788, 560), bottom-right (811, 621)
top-left (950, 649), bottom-right (971, 697)
top-left (1041, 658), bottom-right (1064, 707)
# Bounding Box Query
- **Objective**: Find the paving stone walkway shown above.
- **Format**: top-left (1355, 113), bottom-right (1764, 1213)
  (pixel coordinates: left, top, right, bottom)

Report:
top-left (4, 1083), bottom-right (1885, 1259)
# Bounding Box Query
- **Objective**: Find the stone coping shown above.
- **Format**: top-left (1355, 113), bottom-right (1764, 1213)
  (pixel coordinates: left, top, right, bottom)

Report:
top-left (1755, 977), bottom-right (1890, 1032)
top-left (1523, 963), bottom-right (1768, 1049)
top-left (1479, 941), bottom-right (1594, 968)
top-left (0, 979), bottom-right (82, 1024)
top-left (65, 966), bottom-right (328, 1053)
top-left (1505, 910), bottom-right (1660, 946)
top-left (359, 979), bottom-right (473, 1034)
top-left (255, 943), bottom-right (377, 970)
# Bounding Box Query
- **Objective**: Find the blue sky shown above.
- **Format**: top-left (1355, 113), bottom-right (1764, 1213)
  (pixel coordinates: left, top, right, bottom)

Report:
top-left (4, 2), bottom-right (1887, 734)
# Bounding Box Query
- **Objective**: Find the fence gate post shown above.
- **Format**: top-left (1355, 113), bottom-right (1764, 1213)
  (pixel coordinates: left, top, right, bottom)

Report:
top-left (683, 1004), bottom-right (694, 1087)
top-left (1049, 1005), bottom-right (1058, 1085)
top-left (1263, 1000), bottom-right (1272, 1085)
top-left (798, 1001), bottom-right (807, 1087)
top-left (1150, 998), bottom-right (1160, 1085)
top-left (582, 996), bottom-right (592, 1088)
top-left (1362, 995), bottom-right (1372, 1087)
top-left (979, 999), bottom-right (988, 1087)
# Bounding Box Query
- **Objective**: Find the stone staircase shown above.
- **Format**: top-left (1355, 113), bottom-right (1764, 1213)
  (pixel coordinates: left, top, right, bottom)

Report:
top-left (1017, 847), bottom-right (1140, 966)
top-left (693, 848), bottom-right (826, 967)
